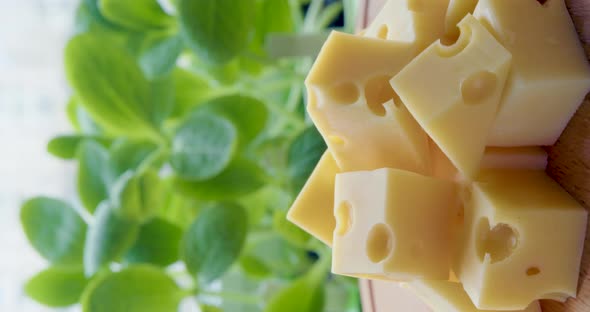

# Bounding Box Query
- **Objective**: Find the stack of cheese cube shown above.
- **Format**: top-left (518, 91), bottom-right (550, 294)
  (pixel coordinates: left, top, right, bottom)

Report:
top-left (287, 0), bottom-right (590, 311)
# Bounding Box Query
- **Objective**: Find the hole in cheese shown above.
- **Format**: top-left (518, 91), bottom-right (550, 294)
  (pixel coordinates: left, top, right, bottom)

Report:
top-left (335, 201), bottom-right (353, 236)
top-left (326, 82), bottom-right (360, 104)
top-left (526, 266), bottom-right (541, 276)
top-left (364, 75), bottom-right (396, 116)
top-left (437, 23), bottom-right (472, 57)
top-left (377, 25), bottom-right (389, 40)
top-left (366, 223), bottom-right (394, 263)
top-left (461, 71), bottom-right (497, 105)
top-left (476, 218), bottom-right (518, 263)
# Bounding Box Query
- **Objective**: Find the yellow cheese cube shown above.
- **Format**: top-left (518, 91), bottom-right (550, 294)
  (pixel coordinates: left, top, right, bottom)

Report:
top-left (306, 31), bottom-right (430, 174)
top-left (454, 170), bottom-right (587, 310)
top-left (473, 0), bottom-right (590, 146)
top-left (405, 280), bottom-right (542, 312)
top-left (332, 168), bottom-right (458, 280)
top-left (364, 0), bottom-right (450, 51)
top-left (444, 0), bottom-right (478, 41)
top-left (431, 144), bottom-right (548, 181)
top-left (391, 14), bottom-right (512, 179)
top-left (286, 151), bottom-right (340, 246)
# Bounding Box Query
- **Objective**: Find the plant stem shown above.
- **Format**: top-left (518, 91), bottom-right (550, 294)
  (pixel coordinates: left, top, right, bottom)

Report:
top-left (303, 0), bottom-right (325, 32)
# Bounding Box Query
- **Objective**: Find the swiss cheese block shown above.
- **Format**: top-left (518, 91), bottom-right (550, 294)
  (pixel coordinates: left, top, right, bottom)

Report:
top-left (306, 31), bottom-right (430, 174)
top-left (405, 280), bottom-right (542, 312)
top-left (391, 14), bottom-right (512, 179)
top-left (454, 170), bottom-right (588, 309)
top-left (332, 168), bottom-right (458, 280)
top-left (286, 151), bottom-right (340, 246)
top-left (444, 0), bottom-right (478, 41)
top-left (364, 0), bottom-right (450, 52)
top-left (473, 0), bottom-right (590, 146)
top-left (431, 143), bottom-right (548, 181)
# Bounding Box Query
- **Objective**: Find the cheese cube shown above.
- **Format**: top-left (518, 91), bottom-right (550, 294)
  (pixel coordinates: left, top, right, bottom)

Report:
top-left (444, 0), bottom-right (478, 41)
top-left (332, 168), bottom-right (458, 280)
top-left (306, 31), bottom-right (430, 174)
top-left (391, 14), bottom-right (511, 179)
top-left (431, 143), bottom-right (548, 181)
top-left (405, 280), bottom-right (542, 312)
top-left (286, 151), bottom-right (340, 246)
top-left (454, 170), bottom-right (587, 310)
top-left (473, 0), bottom-right (590, 146)
top-left (364, 0), bottom-right (450, 52)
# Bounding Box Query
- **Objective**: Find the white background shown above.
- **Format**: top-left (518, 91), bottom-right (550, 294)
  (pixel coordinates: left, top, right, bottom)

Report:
top-left (0, 0), bottom-right (78, 311)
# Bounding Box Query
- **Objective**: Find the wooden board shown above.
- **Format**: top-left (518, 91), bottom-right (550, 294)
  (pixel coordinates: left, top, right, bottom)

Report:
top-left (358, 0), bottom-right (590, 311)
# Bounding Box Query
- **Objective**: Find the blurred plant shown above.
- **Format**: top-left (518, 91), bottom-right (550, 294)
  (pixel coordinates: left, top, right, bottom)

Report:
top-left (20, 0), bottom-right (361, 311)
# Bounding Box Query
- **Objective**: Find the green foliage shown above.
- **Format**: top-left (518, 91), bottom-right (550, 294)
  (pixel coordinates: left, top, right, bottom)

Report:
top-left (170, 112), bottom-right (238, 180)
top-left (265, 255), bottom-right (330, 312)
top-left (183, 203), bottom-right (248, 283)
top-left (124, 218), bottom-right (183, 267)
top-left (81, 265), bottom-right (182, 312)
top-left (288, 126), bottom-right (327, 192)
top-left (99, 0), bottom-right (174, 31)
top-left (77, 141), bottom-right (113, 213)
top-left (21, 197), bottom-right (86, 265)
top-left (23, 0), bottom-right (360, 311)
top-left (84, 202), bottom-right (140, 276)
top-left (178, 0), bottom-right (256, 64)
top-left (25, 266), bottom-right (88, 307)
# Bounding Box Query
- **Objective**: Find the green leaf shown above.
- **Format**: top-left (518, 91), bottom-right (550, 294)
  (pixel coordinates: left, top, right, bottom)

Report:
top-left (77, 0), bottom-right (119, 32)
top-left (239, 254), bottom-right (272, 279)
top-left (81, 265), bottom-right (181, 312)
top-left (124, 218), bottom-right (182, 267)
top-left (65, 34), bottom-right (159, 140)
top-left (158, 194), bottom-right (204, 229)
top-left (197, 95), bottom-right (268, 148)
top-left (67, 96), bottom-right (104, 135)
top-left (170, 112), bottom-right (238, 181)
top-left (273, 210), bottom-right (310, 248)
top-left (109, 139), bottom-right (158, 177)
top-left (140, 34), bottom-right (183, 79)
top-left (171, 68), bottom-right (212, 117)
top-left (147, 75), bottom-right (176, 128)
top-left (84, 202), bottom-right (140, 276)
top-left (182, 203), bottom-right (248, 283)
top-left (99, 0), bottom-right (174, 31)
top-left (264, 255), bottom-right (330, 312)
top-left (48, 135), bottom-right (110, 160)
top-left (20, 197), bottom-right (86, 265)
top-left (255, 0), bottom-right (294, 47)
top-left (174, 158), bottom-right (266, 201)
top-left (110, 169), bottom-right (165, 222)
top-left (78, 141), bottom-right (114, 213)
top-left (287, 126), bottom-right (326, 193)
top-left (25, 266), bottom-right (88, 307)
top-left (244, 235), bottom-right (312, 278)
top-left (178, 0), bottom-right (256, 64)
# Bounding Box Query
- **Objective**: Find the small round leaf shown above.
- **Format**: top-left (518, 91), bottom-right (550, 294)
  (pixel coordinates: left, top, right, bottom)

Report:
top-left (124, 218), bottom-right (182, 267)
top-left (171, 113), bottom-right (237, 181)
top-left (182, 203), bottom-right (248, 283)
top-left (20, 197), bottom-right (86, 265)
top-left (25, 266), bottom-right (88, 307)
top-left (81, 265), bottom-right (181, 312)
top-left (173, 158), bottom-right (265, 200)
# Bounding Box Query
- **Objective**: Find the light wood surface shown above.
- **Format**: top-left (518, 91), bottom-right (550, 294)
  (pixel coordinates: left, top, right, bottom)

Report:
top-left (359, 0), bottom-right (590, 311)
